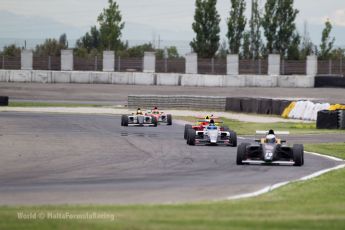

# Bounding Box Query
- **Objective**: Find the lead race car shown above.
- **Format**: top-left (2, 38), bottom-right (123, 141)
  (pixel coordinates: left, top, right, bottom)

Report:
top-left (236, 130), bottom-right (304, 166)
top-left (121, 108), bottom-right (158, 127)
top-left (145, 107), bottom-right (172, 125)
top-left (185, 119), bottom-right (237, 147)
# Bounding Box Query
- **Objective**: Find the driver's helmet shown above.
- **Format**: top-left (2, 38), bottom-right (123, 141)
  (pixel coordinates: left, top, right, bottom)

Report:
top-left (152, 106), bottom-right (159, 114)
top-left (266, 134), bottom-right (276, 144)
top-left (136, 108), bottom-right (143, 115)
top-left (209, 119), bottom-right (215, 125)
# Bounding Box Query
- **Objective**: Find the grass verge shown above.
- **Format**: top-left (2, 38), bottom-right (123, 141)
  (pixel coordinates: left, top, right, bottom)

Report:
top-left (176, 116), bottom-right (345, 135)
top-left (305, 143), bottom-right (345, 159)
top-left (0, 143), bottom-right (344, 230)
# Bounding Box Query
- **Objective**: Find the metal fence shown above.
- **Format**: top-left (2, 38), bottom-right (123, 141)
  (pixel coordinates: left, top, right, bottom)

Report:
top-left (156, 58), bottom-right (185, 73)
top-left (317, 59), bottom-right (345, 75)
top-left (1, 55), bottom-right (344, 76)
top-left (239, 59), bottom-right (268, 75)
top-left (281, 60), bottom-right (307, 75)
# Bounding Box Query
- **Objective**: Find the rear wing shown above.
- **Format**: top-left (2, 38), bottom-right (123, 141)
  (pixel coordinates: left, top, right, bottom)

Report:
top-left (256, 131), bottom-right (290, 135)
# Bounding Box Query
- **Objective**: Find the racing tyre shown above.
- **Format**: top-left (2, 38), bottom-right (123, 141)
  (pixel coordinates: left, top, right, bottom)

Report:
top-left (187, 129), bottom-right (196, 146)
top-left (293, 144), bottom-right (304, 166)
top-left (237, 143), bottom-right (249, 165)
top-left (122, 115), bottom-right (128, 127)
top-left (229, 131), bottom-right (237, 147)
top-left (167, 114), bottom-right (172, 126)
top-left (152, 117), bottom-right (158, 127)
top-left (184, 124), bottom-right (192, 139)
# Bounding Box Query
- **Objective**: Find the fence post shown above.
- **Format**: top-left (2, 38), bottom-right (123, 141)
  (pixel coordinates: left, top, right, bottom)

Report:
top-left (21, 49), bottom-right (33, 70)
top-left (185, 52), bottom-right (198, 74)
top-left (48, 56), bottom-right (51, 70)
top-left (340, 57), bottom-right (342, 76)
top-left (211, 58), bottom-right (215, 74)
top-left (1, 56), bottom-right (4, 69)
top-left (103, 51), bottom-right (115, 72)
top-left (329, 59), bottom-right (332, 75)
top-left (94, 56), bottom-right (98, 71)
top-left (226, 54), bottom-right (239, 75)
top-left (258, 59), bottom-right (262, 75)
top-left (143, 52), bottom-right (156, 73)
top-left (268, 54), bottom-right (281, 76)
top-left (306, 55), bottom-right (318, 76)
top-left (61, 50), bottom-right (73, 71)
top-left (118, 56), bottom-right (121, 71)
top-left (164, 58), bottom-right (168, 73)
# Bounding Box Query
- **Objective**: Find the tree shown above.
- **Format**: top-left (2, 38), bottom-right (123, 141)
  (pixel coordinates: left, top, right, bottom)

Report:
top-left (276, 0), bottom-right (299, 57)
top-left (1, 44), bottom-right (21, 56)
top-left (319, 20), bottom-right (335, 60)
top-left (250, 0), bottom-right (262, 59)
top-left (98, 0), bottom-right (125, 51)
top-left (227, 0), bottom-right (246, 54)
top-left (76, 26), bottom-right (101, 52)
top-left (241, 31), bottom-right (251, 59)
top-left (217, 40), bottom-right (228, 58)
top-left (287, 32), bottom-right (301, 60)
top-left (262, 0), bottom-right (278, 54)
top-left (262, 0), bottom-right (298, 57)
top-left (156, 46), bottom-right (180, 59)
top-left (190, 0), bottom-right (221, 58)
top-left (34, 34), bottom-right (68, 56)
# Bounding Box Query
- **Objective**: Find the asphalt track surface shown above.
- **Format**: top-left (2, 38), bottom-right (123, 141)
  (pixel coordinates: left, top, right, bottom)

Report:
top-left (0, 112), bottom-right (343, 205)
top-left (1, 83), bottom-right (345, 105)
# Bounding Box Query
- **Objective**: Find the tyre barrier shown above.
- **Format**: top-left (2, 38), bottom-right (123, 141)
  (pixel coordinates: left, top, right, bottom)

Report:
top-left (316, 110), bottom-right (340, 129)
top-left (0, 96), bottom-right (9, 106)
top-left (338, 110), bottom-right (345, 129)
top-left (315, 75), bottom-right (345, 88)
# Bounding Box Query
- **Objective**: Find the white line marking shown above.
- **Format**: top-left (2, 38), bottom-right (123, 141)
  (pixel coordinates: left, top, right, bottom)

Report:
top-left (305, 151), bottom-right (345, 162)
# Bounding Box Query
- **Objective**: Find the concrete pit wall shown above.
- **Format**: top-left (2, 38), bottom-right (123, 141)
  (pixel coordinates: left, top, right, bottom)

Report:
top-left (0, 70), bottom-right (315, 88)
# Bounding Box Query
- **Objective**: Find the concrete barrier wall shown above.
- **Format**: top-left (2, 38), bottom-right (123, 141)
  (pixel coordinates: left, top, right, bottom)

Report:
top-left (0, 70), bottom-right (315, 88)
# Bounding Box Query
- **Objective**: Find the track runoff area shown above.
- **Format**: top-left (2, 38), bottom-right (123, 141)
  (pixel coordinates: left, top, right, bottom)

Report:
top-left (0, 109), bottom-right (344, 205)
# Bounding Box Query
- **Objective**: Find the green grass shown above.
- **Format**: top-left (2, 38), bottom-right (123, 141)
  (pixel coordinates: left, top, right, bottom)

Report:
top-left (305, 143), bottom-right (345, 159)
top-left (1, 143), bottom-right (345, 229)
top-left (176, 116), bottom-right (345, 135)
top-left (9, 101), bottom-right (105, 108)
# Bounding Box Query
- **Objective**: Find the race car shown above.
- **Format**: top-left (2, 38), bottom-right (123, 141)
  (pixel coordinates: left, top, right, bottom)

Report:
top-left (145, 107), bottom-right (172, 125)
top-left (236, 130), bottom-right (304, 166)
top-left (184, 115), bottom-right (223, 139)
top-left (185, 120), bottom-right (237, 147)
top-left (121, 108), bottom-right (158, 127)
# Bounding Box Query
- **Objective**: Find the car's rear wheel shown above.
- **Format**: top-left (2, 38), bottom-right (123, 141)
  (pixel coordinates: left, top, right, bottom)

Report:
top-left (184, 124), bottom-right (192, 139)
top-left (237, 143), bottom-right (249, 165)
top-left (293, 144), bottom-right (304, 166)
top-left (229, 131), bottom-right (237, 147)
top-left (187, 129), bottom-right (196, 146)
top-left (121, 115), bottom-right (128, 126)
top-left (167, 114), bottom-right (172, 125)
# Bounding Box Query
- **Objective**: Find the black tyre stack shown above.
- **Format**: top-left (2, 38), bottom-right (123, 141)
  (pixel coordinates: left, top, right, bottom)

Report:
top-left (0, 96), bottom-right (9, 106)
top-left (317, 110), bottom-right (343, 129)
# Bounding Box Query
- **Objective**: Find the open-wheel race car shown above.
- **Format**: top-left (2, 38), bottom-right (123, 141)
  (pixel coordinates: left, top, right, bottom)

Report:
top-left (183, 115), bottom-right (223, 139)
top-left (121, 108), bottom-right (158, 127)
top-left (145, 107), bottom-right (172, 125)
top-left (185, 118), bottom-right (237, 147)
top-left (236, 130), bottom-right (304, 166)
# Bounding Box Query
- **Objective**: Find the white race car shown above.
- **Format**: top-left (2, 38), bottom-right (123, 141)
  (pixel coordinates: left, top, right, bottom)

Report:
top-left (186, 124), bottom-right (237, 147)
